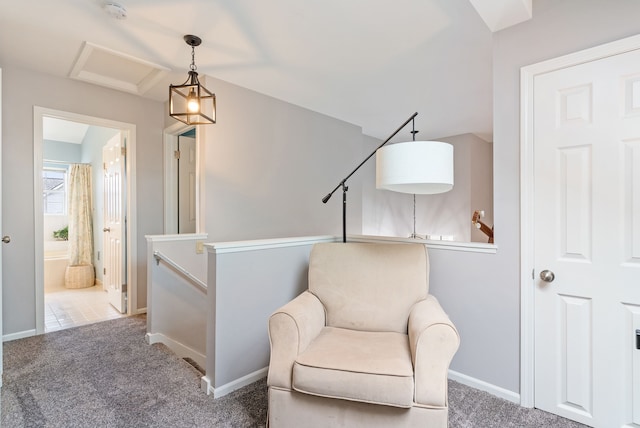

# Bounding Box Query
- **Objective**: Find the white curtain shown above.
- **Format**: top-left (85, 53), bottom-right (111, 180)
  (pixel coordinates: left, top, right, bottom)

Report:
top-left (68, 164), bottom-right (93, 266)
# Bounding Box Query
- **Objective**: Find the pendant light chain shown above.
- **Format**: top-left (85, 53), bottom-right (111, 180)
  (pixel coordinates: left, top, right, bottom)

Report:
top-left (190, 46), bottom-right (197, 71)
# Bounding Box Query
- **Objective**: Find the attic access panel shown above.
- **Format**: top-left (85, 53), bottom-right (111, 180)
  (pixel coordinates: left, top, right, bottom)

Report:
top-left (69, 41), bottom-right (169, 95)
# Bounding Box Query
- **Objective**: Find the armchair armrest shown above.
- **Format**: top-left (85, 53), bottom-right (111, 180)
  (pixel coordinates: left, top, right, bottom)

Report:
top-left (408, 295), bottom-right (460, 407)
top-left (268, 291), bottom-right (325, 390)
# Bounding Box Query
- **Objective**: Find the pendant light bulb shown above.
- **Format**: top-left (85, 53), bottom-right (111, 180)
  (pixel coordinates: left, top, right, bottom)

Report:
top-left (187, 89), bottom-right (200, 113)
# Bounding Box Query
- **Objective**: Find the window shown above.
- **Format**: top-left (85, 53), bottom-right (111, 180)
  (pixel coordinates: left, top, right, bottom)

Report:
top-left (43, 168), bottom-right (67, 215)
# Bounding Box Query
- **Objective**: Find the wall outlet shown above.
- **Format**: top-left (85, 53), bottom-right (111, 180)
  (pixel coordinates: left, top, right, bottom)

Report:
top-left (196, 241), bottom-right (205, 254)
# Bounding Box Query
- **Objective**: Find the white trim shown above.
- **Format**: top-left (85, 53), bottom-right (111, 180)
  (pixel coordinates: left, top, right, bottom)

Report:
top-left (145, 233), bottom-right (209, 243)
top-left (448, 370), bottom-right (520, 404)
top-left (206, 234), bottom-right (497, 255)
top-left (134, 307), bottom-right (147, 315)
top-left (200, 375), bottom-right (212, 395)
top-left (519, 33), bottom-right (640, 409)
top-left (33, 107), bottom-right (138, 333)
top-left (206, 235), bottom-right (337, 254)
top-left (203, 367), bottom-right (269, 398)
top-left (145, 332), bottom-right (206, 369)
top-left (350, 235), bottom-right (498, 254)
top-left (200, 367), bottom-right (514, 403)
top-left (3, 329), bottom-right (36, 342)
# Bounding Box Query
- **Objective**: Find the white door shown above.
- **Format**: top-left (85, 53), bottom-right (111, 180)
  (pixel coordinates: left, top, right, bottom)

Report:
top-left (0, 68), bottom-right (4, 387)
top-left (103, 134), bottom-right (126, 313)
top-left (534, 48), bottom-right (640, 427)
top-left (178, 135), bottom-right (196, 233)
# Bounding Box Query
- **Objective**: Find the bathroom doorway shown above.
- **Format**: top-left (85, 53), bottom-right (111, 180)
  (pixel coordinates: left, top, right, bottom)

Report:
top-left (34, 108), bottom-right (137, 334)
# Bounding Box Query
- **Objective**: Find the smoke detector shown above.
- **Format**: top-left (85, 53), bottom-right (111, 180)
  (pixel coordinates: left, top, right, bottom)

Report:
top-left (103, 2), bottom-right (127, 19)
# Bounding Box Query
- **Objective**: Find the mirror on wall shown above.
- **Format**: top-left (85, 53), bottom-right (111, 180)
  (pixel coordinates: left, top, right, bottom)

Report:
top-left (164, 127), bottom-right (198, 234)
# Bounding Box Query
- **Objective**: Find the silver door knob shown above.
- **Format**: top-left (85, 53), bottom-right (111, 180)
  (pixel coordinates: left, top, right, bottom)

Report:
top-left (103, 227), bottom-right (111, 232)
top-left (1, 235), bottom-right (10, 243)
top-left (540, 270), bottom-right (555, 283)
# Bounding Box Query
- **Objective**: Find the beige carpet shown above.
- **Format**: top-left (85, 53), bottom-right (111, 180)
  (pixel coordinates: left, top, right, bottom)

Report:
top-left (2, 315), bottom-right (586, 427)
top-left (2, 315), bottom-right (266, 427)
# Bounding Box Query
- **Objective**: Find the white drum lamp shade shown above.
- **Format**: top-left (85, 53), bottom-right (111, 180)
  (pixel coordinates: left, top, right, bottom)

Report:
top-left (376, 141), bottom-right (454, 194)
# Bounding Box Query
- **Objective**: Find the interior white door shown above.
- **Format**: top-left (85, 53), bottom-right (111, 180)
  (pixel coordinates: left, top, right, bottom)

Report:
top-left (534, 48), bottom-right (640, 427)
top-left (0, 68), bottom-right (4, 387)
top-left (102, 133), bottom-right (126, 313)
top-left (178, 135), bottom-right (196, 234)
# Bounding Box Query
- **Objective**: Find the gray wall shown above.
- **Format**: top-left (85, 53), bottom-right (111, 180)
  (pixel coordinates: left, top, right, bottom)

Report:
top-left (2, 66), bottom-right (164, 334)
top-left (43, 140), bottom-right (81, 163)
top-left (196, 76), bottom-right (364, 242)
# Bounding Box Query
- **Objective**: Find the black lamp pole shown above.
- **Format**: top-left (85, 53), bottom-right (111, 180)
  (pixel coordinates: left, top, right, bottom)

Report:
top-left (322, 112), bottom-right (418, 243)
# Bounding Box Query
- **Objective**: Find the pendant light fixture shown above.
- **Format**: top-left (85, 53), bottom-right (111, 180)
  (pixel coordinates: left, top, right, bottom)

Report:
top-left (169, 35), bottom-right (216, 125)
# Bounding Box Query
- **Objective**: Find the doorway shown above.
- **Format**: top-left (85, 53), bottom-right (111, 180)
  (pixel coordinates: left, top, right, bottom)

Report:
top-left (34, 107), bottom-right (138, 334)
top-left (163, 123), bottom-right (200, 234)
top-left (521, 34), bottom-right (640, 426)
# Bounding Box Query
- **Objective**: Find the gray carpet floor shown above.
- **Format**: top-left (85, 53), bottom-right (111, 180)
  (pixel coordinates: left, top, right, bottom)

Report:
top-left (1, 315), bottom-right (587, 427)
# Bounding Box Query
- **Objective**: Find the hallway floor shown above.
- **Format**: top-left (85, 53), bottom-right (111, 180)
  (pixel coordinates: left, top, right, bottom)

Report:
top-left (44, 286), bottom-right (125, 333)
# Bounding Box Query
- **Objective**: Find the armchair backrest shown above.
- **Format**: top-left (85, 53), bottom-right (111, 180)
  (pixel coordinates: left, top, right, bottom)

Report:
top-left (308, 243), bottom-right (429, 333)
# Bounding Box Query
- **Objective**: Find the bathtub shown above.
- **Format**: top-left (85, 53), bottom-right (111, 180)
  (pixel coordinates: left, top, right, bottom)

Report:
top-left (44, 241), bottom-right (69, 292)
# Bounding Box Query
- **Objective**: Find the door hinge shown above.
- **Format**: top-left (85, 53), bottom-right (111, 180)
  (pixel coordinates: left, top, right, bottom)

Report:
top-left (121, 147), bottom-right (126, 157)
top-left (103, 267), bottom-right (106, 275)
top-left (174, 150), bottom-right (180, 160)
top-left (532, 269), bottom-right (535, 280)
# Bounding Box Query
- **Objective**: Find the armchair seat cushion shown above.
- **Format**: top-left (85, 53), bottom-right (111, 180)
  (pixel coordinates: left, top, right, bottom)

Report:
top-left (292, 327), bottom-right (414, 408)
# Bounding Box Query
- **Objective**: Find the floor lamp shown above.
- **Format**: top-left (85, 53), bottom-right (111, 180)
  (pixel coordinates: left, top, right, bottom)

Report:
top-left (376, 120), bottom-right (454, 238)
top-left (322, 112), bottom-right (453, 243)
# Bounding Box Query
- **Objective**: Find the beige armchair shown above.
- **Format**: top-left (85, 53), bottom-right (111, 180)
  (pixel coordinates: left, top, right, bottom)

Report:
top-left (267, 242), bottom-right (460, 427)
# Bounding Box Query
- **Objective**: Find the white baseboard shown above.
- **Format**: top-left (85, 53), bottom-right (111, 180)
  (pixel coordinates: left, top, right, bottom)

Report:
top-left (3, 329), bottom-right (37, 342)
top-left (145, 332), bottom-right (205, 369)
top-left (448, 369), bottom-right (520, 404)
top-left (204, 367), bottom-right (268, 398)
top-left (134, 307), bottom-right (147, 315)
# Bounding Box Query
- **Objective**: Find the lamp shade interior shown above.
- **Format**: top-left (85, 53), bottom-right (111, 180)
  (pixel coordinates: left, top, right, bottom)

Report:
top-left (376, 141), bottom-right (454, 194)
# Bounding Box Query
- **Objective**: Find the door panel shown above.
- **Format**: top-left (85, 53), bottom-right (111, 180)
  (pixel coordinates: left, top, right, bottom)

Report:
top-left (0, 68), bottom-right (4, 386)
top-left (534, 48), bottom-right (640, 427)
top-left (103, 134), bottom-right (126, 313)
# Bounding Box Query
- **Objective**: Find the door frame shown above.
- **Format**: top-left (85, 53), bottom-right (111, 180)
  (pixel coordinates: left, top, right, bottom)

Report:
top-left (33, 106), bottom-right (138, 333)
top-left (520, 33), bottom-right (640, 408)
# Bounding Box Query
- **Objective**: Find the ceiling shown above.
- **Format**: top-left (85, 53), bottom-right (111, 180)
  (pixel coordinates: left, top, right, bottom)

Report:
top-left (43, 117), bottom-right (89, 144)
top-left (0, 0), bottom-right (531, 141)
